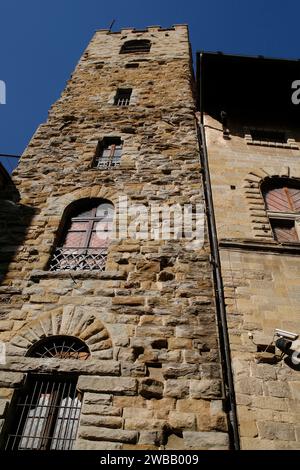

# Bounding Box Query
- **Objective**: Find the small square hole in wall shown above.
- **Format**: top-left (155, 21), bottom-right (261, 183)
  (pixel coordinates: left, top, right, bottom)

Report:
top-left (257, 344), bottom-right (276, 354)
top-left (125, 63), bottom-right (140, 69)
top-left (230, 185), bottom-right (236, 190)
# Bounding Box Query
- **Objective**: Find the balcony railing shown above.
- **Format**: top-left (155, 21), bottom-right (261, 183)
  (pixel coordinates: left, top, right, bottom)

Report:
top-left (49, 247), bottom-right (107, 271)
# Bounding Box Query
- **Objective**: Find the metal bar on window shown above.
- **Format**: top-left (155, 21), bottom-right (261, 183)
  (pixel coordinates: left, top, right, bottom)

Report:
top-left (4, 375), bottom-right (82, 451)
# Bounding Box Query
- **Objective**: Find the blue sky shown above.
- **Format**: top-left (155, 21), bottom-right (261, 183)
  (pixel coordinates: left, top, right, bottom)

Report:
top-left (1, 0), bottom-right (300, 172)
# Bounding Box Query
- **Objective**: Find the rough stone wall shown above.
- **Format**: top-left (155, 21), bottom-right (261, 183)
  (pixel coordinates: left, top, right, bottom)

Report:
top-left (0, 27), bottom-right (228, 450)
top-left (205, 114), bottom-right (300, 449)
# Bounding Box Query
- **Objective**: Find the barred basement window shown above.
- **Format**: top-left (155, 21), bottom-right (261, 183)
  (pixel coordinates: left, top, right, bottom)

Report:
top-left (262, 177), bottom-right (300, 242)
top-left (114, 88), bottom-right (132, 106)
top-left (120, 39), bottom-right (151, 54)
top-left (2, 374), bottom-right (82, 450)
top-left (49, 198), bottom-right (114, 271)
top-left (93, 137), bottom-right (122, 169)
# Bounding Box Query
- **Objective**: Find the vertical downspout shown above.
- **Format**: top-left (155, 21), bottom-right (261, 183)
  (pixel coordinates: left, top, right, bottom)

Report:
top-left (196, 52), bottom-right (240, 450)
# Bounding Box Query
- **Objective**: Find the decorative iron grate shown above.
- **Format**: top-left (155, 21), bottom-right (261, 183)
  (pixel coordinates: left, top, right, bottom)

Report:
top-left (115, 97), bottom-right (130, 106)
top-left (96, 159), bottom-right (120, 169)
top-left (49, 247), bottom-right (107, 271)
top-left (27, 335), bottom-right (90, 360)
top-left (4, 374), bottom-right (82, 450)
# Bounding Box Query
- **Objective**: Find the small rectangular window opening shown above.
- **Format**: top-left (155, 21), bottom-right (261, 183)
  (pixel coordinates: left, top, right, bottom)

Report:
top-left (93, 137), bottom-right (123, 169)
top-left (114, 88), bottom-right (132, 106)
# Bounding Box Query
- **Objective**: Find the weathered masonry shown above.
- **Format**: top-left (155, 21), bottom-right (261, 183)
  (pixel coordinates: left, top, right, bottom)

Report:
top-left (0, 26), bottom-right (229, 450)
top-left (198, 53), bottom-right (300, 449)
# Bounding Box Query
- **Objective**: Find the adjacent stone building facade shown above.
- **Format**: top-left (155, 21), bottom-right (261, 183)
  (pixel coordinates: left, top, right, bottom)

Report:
top-left (0, 26), bottom-right (229, 450)
top-left (204, 108), bottom-right (300, 448)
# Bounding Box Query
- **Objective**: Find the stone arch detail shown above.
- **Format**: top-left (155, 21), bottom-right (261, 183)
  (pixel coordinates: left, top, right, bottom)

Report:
top-left (243, 166), bottom-right (298, 239)
top-left (45, 185), bottom-right (122, 218)
top-left (8, 307), bottom-right (113, 359)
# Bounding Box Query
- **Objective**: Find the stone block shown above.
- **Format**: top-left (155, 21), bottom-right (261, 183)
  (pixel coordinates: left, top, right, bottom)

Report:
top-left (0, 321), bottom-right (13, 332)
top-left (82, 404), bottom-right (122, 416)
top-left (139, 378), bottom-right (164, 399)
top-left (124, 418), bottom-right (167, 431)
top-left (78, 376), bottom-right (137, 395)
top-left (165, 379), bottom-right (190, 398)
top-left (0, 372), bottom-right (24, 388)
top-left (183, 431), bottom-right (229, 449)
top-left (190, 379), bottom-right (222, 399)
top-left (169, 411), bottom-right (196, 430)
top-left (75, 439), bottom-right (122, 450)
top-left (163, 364), bottom-right (199, 379)
top-left (79, 426), bottom-right (138, 444)
top-left (0, 399), bottom-right (8, 417)
top-left (83, 393), bottom-right (112, 405)
top-left (289, 382), bottom-right (300, 400)
top-left (177, 399), bottom-right (210, 414)
top-left (138, 431), bottom-right (161, 446)
top-left (80, 414), bottom-right (123, 429)
top-left (266, 381), bottom-right (290, 398)
top-left (257, 421), bottom-right (296, 441)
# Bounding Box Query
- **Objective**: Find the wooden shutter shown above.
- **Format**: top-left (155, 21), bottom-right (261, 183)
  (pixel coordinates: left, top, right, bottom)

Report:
top-left (265, 185), bottom-right (300, 212)
top-left (270, 219), bottom-right (299, 242)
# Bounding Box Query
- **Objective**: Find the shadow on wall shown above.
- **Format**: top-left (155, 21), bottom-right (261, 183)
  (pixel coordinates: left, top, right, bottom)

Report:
top-left (0, 165), bottom-right (36, 284)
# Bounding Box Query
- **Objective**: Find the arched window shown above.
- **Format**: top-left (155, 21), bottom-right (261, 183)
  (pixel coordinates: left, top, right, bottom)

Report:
top-left (2, 336), bottom-right (88, 450)
top-left (261, 178), bottom-right (300, 242)
top-left (27, 335), bottom-right (90, 360)
top-left (120, 39), bottom-right (151, 54)
top-left (50, 198), bottom-right (114, 271)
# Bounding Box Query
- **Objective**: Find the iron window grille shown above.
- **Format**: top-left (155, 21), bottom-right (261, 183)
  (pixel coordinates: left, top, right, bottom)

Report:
top-left (120, 40), bottom-right (151, 54)
top-left (93, 138), bottom-right (123, 169)
top-left (262, 178), bottom-right (300, 243)
top-left (27, 335), bottom-right (90, 360)
top-left (49, 200), bottom-right (114, 271)
top-left (2, 374), bottom-right (82, 450)
top-left (114, 88), bottom-right (132, 106)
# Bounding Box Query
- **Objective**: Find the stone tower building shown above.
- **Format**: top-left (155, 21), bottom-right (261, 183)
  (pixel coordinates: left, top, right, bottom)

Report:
top-left (0, 26), bottom-right (230, 451)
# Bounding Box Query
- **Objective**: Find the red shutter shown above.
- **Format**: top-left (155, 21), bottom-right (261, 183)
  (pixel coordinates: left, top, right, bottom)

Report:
top-left (265, 186), bottom-right (300, 212)
top-left (271, 219), bottom-right (299, 242)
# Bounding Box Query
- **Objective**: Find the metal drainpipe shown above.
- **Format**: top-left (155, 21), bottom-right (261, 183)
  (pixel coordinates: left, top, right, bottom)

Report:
top-left (196, 53), bottom-right (240, 450)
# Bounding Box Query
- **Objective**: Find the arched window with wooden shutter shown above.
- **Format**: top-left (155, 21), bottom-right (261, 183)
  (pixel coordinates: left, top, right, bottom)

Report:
top-left (261, 178), bottom-right (300, 242)
top-left (50, 198), bottom-right (114, 271)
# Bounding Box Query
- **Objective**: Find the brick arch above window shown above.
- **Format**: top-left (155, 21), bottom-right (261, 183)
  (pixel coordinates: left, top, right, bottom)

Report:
top-left (46, 185), bottom-right (120, 218)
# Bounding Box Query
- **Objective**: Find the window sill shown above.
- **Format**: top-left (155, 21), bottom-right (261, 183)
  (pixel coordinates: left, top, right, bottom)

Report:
top-left (29, 269), bottom-right (127, 282)
top-left (245, 135), bottom-right (299, 150)
top-left (219, 238), bottom-right (300, 254)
